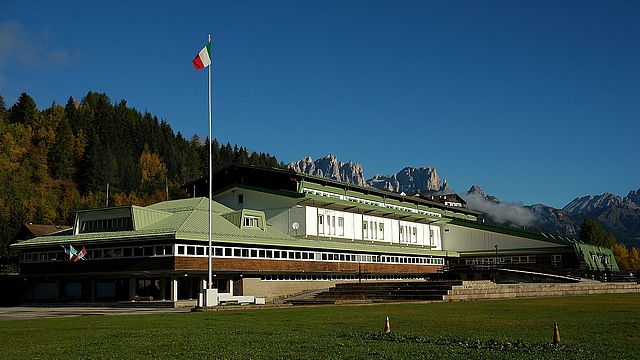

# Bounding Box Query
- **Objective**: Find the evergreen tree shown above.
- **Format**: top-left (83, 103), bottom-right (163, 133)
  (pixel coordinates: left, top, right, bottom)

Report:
top-left (9, 93), bottom-right (39, 127)
top-left (579, 219), bottom-right (616, 248)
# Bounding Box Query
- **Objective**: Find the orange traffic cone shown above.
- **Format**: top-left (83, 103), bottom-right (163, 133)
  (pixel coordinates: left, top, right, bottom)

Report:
top-left (384, 316), bottom-right (391, 334)
top-left (553, 321), bottom-right (561, 346)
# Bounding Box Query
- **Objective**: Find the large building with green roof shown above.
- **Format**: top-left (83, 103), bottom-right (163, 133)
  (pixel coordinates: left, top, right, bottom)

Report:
top-left (12, 164), bottom-right (618, 305)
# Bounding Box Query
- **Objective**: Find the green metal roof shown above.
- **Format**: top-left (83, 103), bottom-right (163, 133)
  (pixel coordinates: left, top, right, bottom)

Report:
top-left (573, 243), bottom-right (620, 272)
top-left (11, 197), bottom-right (454, 258)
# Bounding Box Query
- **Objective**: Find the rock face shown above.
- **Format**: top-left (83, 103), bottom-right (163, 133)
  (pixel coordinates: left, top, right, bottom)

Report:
top-left (288, 154), bottom-right (367, 187)
top-left (367, 167), bottom-right (442, 193)
top-left (562, 193), bottom-right (623, 215)
top-left (560, 190), bottom-right (640, 247)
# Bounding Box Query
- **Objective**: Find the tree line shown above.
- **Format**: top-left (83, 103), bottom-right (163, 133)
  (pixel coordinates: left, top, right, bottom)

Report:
top-left (0, 91), bottom-right (284, 259)
top-left (579, 219), bottom-right (640, 271)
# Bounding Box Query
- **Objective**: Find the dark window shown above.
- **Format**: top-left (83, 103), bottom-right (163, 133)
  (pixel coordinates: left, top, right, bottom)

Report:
top-left (124, 248), bottom-right (133, 257)
top-left (251, 249), bottom-right (258, 257)
top-left (186, 246), bottom-right (195, 255)
top-left (144, 247), bottom-right (154, 256)
top-left (238, 194), bottom-right (244, 204)
top-left (215, 248), bottom-right (223, 256)
top-left (234, 249), bottom-right (241, 257)
top-left (196, 247), bottom-right (205, 256)
top-left (224, 248), bottom-right (232, 257)
top-left (241, 249), bottom-right (249, 257)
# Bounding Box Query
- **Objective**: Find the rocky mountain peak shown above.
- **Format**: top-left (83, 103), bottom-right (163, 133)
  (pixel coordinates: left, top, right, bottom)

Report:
top-left (467, 185), bottom-right (500, 204)
top-left (562, 192), bottom-right (624, 215)
top-left (624, 189), bottom-right (640, 209)
top-left (367, 166), bottom-right (442, 193)
top-left (288, 154), bottom-right (366, 187)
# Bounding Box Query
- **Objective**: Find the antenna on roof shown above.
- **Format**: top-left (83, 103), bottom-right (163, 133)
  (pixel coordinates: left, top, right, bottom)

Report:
top-left (106, 183), bottom-right (109, 207)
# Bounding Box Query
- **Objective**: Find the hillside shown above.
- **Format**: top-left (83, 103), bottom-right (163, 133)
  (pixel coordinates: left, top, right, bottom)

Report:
top-left (0, 92), bottom-right (283, 258)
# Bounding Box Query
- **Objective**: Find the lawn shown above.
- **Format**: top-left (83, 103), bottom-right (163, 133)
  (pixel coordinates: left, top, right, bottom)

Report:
top-left (1, 294), bottom-right (639, 359)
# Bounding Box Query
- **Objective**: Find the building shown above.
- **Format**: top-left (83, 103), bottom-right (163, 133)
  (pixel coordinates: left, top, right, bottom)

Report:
top-left (11, 164), bottom-right (618, 305)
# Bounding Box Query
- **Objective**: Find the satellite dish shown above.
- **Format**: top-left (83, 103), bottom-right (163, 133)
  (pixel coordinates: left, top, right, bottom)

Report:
top-left (292, 222), bottom-right (300, 230)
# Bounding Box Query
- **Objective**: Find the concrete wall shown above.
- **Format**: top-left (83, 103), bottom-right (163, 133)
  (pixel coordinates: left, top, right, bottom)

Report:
top-left (442, 224), bottom-right (566, 252)
top-left (241, 277), bottom-right (352, 302)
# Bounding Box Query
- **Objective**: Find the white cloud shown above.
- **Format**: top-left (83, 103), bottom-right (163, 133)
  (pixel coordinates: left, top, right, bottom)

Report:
top-left (0, 21), bottom-right (72, 81)
top-left (463, 191), bottom-right (539, 227)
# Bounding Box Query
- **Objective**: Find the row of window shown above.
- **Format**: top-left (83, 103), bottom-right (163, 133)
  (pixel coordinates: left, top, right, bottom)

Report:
top-left (303, 188), bottom-right (442, 218)
top-left (176, 244), bottom-right (442, 265)
top-left (24, 243), bottom-right (443, 266)
top-left (79, 217), bottom-right (133, 234)
top-left (464, 256), bottom-right (537, 265)
top-left (318, 213), bottom-right (438, 246)
top-left (23, 245), bottom-right (173, 263)
top-left (261, 274), bottom-right (426, 281)
top-left (318, 214), bottom-right (345, 236)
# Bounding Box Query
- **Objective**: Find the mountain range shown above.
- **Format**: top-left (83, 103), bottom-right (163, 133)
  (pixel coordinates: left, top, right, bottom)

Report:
top-left (288, 154), bottom-right (640, 247)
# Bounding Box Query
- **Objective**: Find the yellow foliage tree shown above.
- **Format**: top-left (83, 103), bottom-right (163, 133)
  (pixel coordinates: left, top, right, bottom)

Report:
top-left (612, 243), bottom-right (630, 270)
top-left (630, 247), bottom-right (640, 271)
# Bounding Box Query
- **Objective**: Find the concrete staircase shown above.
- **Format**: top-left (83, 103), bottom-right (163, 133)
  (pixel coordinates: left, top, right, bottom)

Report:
top-left (288, 281), bottom-right (462, 305)
top-left (286, 280), bottom-right (640, 305)
top-left (443, 280), bottom-right (640, 301)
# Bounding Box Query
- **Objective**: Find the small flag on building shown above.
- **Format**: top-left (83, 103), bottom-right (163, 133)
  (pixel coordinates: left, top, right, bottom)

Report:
top-left (75, 247), bottom-right (88, 262)
top-left (68, 245), bottom-right (78, 261)
top-left (192, 42), bottom-right (212, 70)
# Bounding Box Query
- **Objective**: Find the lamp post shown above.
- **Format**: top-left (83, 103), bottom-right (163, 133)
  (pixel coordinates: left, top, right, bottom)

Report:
top-left (494, 244), bottom-right (499, 283)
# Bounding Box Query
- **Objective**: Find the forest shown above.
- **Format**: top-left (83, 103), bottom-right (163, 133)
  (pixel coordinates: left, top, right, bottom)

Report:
top-left (0, 91), bottom-right (283, 260)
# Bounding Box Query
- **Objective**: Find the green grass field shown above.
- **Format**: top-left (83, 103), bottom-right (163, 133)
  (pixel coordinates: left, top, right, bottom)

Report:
top-left (1, 294), bottom-right (639, 359)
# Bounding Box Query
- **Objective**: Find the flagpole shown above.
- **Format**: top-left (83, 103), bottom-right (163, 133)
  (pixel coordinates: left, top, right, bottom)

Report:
top-left (207, 33), bottom-right (213, 290)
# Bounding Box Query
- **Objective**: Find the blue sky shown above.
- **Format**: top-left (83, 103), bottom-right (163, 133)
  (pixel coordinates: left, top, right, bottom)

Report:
top-left (1, 1), bottom-right (638, 208)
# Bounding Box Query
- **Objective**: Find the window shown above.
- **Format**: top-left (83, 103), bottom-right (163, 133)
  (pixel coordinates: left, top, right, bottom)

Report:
top-left (234, 249), bottom-right (241, 257)
top-left (551, 254), bottom-right (562, 266)
top-left (318, 215), bottom-right (324, 234)
top-left (215, 247), bottom-right (223, 256)
top-left (332, 216), bottom-right (336, 235)
top-left (238, 194), bottom-right (244, 204)
top-left (379, 223), bottom-right (384, 240)
top-left (225, 248), bottom-right (232, 257)
top-left (399, 226), bottom-right (404, 242)
top-left (363, 221), bottom-right (368, 239)
top-left (338, 217), bottom-right (344, 236)
top-left (243, 216), bottom-right (260, 228)
top-left (370, 221), bottom-right (374, 239)
top-left (144, 247), bottom-right (154, 256)
top-left (412, 227), bottom-right (417, 243)
top-left (186, 246), bottom-right (195, 255)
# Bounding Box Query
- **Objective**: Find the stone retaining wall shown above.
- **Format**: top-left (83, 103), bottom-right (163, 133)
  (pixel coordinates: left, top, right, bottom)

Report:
top-left (443, 280), bottom-right (640, 301)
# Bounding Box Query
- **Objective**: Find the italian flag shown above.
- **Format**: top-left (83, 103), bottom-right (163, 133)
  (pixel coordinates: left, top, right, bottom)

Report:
top-left (192, 42), bottom-right (212, 70)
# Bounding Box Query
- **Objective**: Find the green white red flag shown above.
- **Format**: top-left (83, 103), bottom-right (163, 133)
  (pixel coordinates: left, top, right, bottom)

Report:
top-left (192, 42), bottom-right (212, 70)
